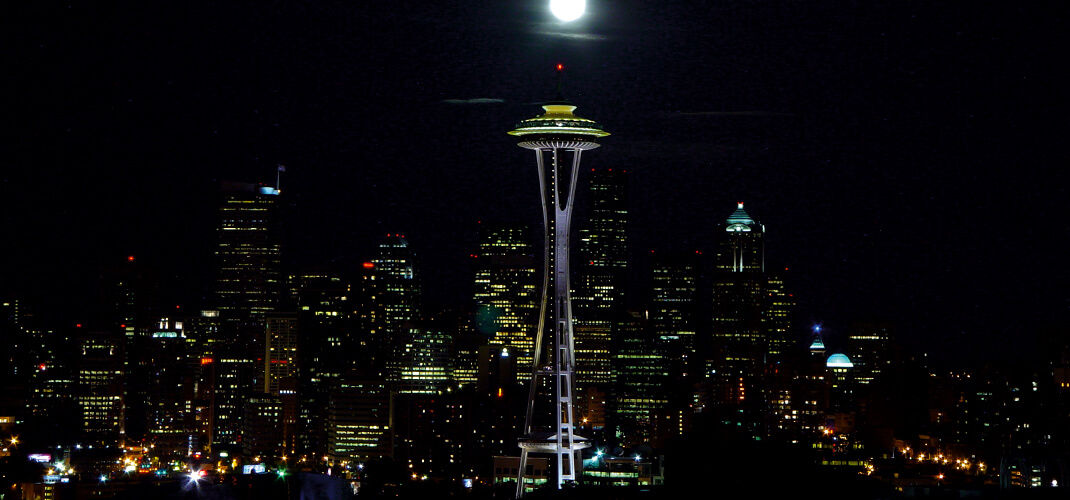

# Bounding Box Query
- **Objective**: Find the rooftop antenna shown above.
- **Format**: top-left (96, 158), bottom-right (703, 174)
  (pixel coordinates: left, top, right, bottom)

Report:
top-left (554, 63), bottom-right (565, 101)
top-left (276, 164), bottom-right (286, 192)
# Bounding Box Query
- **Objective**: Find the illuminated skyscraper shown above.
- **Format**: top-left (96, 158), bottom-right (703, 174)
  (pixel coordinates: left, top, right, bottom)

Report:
top-left (215, 182), bottom-right (283, 347)
top-left (396, 324), bottom-right (452, 394)
top-left (212, 181), bottom-right (283, 446)
top-left (576, 168), bottom-right (628, 308)
top-left (610, 310), bottom-right (669, 445)
top-left (96, 258), bottom-right (160, 443)
top-left (368, 234), bottom-right (421, 387)
top-left (328, 378), bottom-right (391, 463)
top-left (76, 329), bottom-right (124, 446)
top-left (650, 251), bottom-right (700, 368)
top-left (264, 313), bottom-right (299, 394)
top-left (295, 274), bottom-right (351, 455)
top-left (144, 318), bottom-right (196, 457)
top-left (508, 92), bottom-right (609, 495)
top-left (471, 223), bottom-right (539, 382)
top-left (573, 168), bottom-right (628, 388)
top-left (705, 203), bottom-right (793, 418)
top-left (846, 322), bottom-right (893, 385)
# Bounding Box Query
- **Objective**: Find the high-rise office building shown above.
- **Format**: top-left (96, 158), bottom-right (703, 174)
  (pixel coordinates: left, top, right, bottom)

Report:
top-left (145, 318), bottom-right (196, 457)
top-left (75, 329), bottom-right (124, 446)
top-left (610, 311), bottom-right (669, 446)
top-left (846, 322), bottom-right (893, 385)
top-left (649, 251), bottom-right (700, 375)
top-left (706, 203), bottom-right (766, 406)
top-left (242, 393), bottom-right (283, 456)
top-left (396, 323), bottom-right (452, 395)
top-left (765, 274), bottom-right (793, 358)
top-left (573, 168), bottom-right (628, 388)
top-left (96, 258), bottom-right (160, 443)
top-left (264, 313), bottom-right (299, 394)
top-left (181, 310), bottom-right (220, 453)
top-left (263, 313), bottom-right (300, 454)
top-left (295, 273), bottom-right (352, 455)
top-left (215, 181), bottom-right (283, 354)
top-left (576, 168), bottom-right (628, 308)
top-left (328, 378), bottom-right (391, 463)
top-left (212, 181), bottom-right (283, 446)
top-left (471, 223), bottom-right (539, 382)
top-left (211, 356), bottom-right (254, 447)
top-left (508, 94), bottom-right (609, 494)
top-left (705, 203), bottom-right (793, 417)
top-left (5, 300), bottom-right (81, 445)
top-left (368, 234), bottom-right (422, 387)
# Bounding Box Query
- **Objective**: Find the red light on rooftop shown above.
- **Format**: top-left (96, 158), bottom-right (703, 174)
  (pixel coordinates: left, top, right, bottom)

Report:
top-left (120, 324), bottom-right (126, 328)
top-left (76, 323), bottom-right (82, 328)
top-left (127, 256), bottom-right (135, 262)
top-left (556, 63), bottom-right (563, 71)
top-left (363, 262), bottom-right (375, 269)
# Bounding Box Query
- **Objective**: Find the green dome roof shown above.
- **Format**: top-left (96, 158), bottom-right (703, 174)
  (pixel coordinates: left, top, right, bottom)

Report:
top-left (827, 353), bottom-right (854, 368)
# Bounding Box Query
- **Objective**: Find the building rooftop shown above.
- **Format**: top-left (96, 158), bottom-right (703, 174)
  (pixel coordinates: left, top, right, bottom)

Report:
top-left (827, 353), bottom-right (854, 368)
top-left (726, 202), bottom-right (756, 232)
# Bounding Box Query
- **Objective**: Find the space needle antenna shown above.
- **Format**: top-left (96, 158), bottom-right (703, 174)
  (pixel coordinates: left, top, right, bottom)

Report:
top-left (554, 63), bottom-right (565, 100)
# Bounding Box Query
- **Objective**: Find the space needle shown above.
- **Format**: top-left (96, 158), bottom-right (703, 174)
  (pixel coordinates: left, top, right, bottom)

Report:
top-left (508, 66), bottom-right (609, 496)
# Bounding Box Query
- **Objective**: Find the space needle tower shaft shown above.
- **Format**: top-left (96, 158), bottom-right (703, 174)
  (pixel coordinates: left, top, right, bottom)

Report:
top-left (508, 74), bottom-right (609, 496)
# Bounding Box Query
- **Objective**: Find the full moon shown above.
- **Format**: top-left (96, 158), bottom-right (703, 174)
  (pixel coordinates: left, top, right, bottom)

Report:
top-left (550, 0), bottom-right (586, 22)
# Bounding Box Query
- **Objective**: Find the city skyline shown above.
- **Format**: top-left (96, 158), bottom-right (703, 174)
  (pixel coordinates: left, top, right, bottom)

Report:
top-left (4, 1), bottom-right (1067, 368)
top-left (3, 2), bottom-right (1070, 495)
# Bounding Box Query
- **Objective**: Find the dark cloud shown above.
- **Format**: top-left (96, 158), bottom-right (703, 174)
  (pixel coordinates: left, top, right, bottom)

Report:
top-left (671, 111), bottom-right (795, 117)
top-left (441, 98), bottom-right (506, 105)
top-left (531, 29), bottom-right (611, 41)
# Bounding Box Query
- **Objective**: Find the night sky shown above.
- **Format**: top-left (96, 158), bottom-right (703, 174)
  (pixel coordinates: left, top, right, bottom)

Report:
top-left (3, 1), bottom-right (1067, 364)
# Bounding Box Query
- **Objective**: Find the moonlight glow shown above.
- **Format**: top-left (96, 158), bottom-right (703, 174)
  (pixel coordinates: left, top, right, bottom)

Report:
top-left (550, 0), bottom-right (585, 22)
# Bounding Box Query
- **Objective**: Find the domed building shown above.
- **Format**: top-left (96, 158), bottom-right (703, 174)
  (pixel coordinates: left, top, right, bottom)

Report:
top-left (827, 353), bottom-right (854, 369)
top-left (826, 353), bottom-right (856, 414)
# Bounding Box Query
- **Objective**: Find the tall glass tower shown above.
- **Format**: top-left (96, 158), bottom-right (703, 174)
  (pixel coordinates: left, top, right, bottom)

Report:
top-left (369, 234), bottom-right (421, 388)
top-left (508, 96), bottom-right (608, 495)
top-left (213, 181), bottom-right (282, 446)
top-left (574, 168), bottom-right (628, 388)
top-left (706, 202), bottom-right (793, 429)
top-left (471, 223), bottom-right (539, 382)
